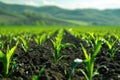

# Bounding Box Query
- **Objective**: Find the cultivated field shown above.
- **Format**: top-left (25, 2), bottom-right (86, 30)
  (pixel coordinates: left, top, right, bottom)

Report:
top-left (0, 26), bottom-right (120, 80)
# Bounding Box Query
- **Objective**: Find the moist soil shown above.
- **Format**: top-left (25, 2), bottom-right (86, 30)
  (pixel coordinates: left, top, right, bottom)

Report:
top-left (0, 31), bottom-right (120, 80)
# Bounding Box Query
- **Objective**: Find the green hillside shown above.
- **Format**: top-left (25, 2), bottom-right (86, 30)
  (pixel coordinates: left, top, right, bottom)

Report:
top-left (0, 2), bottom-right (120, 26)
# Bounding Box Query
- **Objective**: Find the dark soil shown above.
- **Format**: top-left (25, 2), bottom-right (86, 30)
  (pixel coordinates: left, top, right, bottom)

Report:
top-left (0, 31), bottom-right (120, 80)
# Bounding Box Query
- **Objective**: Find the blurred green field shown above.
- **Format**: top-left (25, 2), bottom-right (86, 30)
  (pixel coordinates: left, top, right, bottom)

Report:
top-left (0, 25), bottom-right (120, 34)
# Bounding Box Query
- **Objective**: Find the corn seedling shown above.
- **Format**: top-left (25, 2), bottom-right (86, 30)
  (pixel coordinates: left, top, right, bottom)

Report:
top-left (34, 33), bottom-right (47, 45)
top-left (79, 39), bottom-right (102, 80)
top-left (8, 34), bottom-right (14, 45)
top-left (70, 38), bottom-right (102, 80)
top-left (51, 29), bottom-right (64, 63)
top-left (40, 33), bottom-right (47, 45)
top-left (103, 38), bottom-right (118, 58)
top-left (19, 37), bottom-right (29, 52)
top-left (32, 66), bottom-right (45, 80)
top-left (82, 32), bottom-right (96, 47)
top-left (0, 41), bottom-right (18, 77)
top-left (51, 29), bottom-right (75, 63)
top-left (68, 28), bottom-right (80, 38)
top-left (47, 30), bottom-right (56, 39)
top-left (34, 35), bottom-right (39, 45)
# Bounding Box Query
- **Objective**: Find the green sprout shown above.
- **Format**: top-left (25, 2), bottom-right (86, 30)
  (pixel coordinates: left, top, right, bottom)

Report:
top-left (47, 30), bottom-right (56, 39)
top-left (51, 29), bottom-right (75, 64)
top-left (103, 38), bottom-right (118, 58)
top-left (0, 41), bottom-right (18, 77)
top-left (79, 39), bottom-right (102, 80)
top-left (34, 33), bottom-right (47, 45)
top-left (69, 38), bottom-right (102, 80)
top-left (8, 34), bottom-right (14, 45)
top-left (19, 37), bottom-right (28, 52)
top-left (32, 66), bottom-right (45, 80)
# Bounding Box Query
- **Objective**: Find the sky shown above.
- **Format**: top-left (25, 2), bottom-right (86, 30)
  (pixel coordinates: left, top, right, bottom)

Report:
top-left (0, 0), bottom-right (120, 10)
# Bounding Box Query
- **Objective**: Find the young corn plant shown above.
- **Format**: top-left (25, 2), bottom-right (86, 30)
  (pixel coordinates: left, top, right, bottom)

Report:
top-left (0, 41), bottom-right (18, 77)
top-left (34, 33), bottom-right (47, 45)
top-left (19, 36), bottom-right (29, 52)
top-left (103, 38), bottom-right (118, 58)
top-left (51, 29), bottom-right (64, 64)
top-left (79, 39), bottom-right (102, 80)
top-left (47, 30), bottom-right (56, 39)
top-left (69, 38), bottom-right (102, 80)
top-left (51, 29), bottom-right (75, 64)
top-left (8, 34), bottom-right (14, 45)
top-left (83, 32), bottom-right (96, 47)
top-left (68, 28), bottom-right (80, 38)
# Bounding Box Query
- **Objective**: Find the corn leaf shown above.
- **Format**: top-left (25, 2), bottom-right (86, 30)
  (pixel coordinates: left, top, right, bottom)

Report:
top-left (40, 33), bottom-right (46, 45)
top-left (81, 44), bottom-right (89, 59)
top-left (93, 40), bottom-right (102, 58)
top-left (112, 39), bottom-right (117, 47)
top-left (58, 55), bottom-right (64, 63)
top-left (51, 40), bottom-right (57, 49)
top-left (61, 43), bottom-right (76, 49)
top-left (103, 39), bottom-right (112, 49)
top-left (21, 38), bottom-right (27, 47)
top-left (35, 38), bottom-right (39, 45)
top-left (78, 69), bottom-right (89, 80)
top-left (5, 42), bottom-right (18, 76)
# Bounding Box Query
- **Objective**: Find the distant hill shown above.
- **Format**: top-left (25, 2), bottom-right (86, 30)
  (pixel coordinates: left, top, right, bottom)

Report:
top-left (0, 1), bottom-right (120, 26)
top-left (0, 2), bottom-right (76, 26)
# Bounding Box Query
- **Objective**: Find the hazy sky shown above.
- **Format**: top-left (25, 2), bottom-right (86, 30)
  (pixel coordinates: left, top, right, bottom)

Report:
top-left (0, 0), bottom-right (120, 9)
